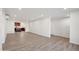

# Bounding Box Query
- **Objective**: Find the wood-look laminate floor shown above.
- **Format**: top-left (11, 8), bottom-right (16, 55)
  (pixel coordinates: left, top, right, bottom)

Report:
top-left (3, 32), bottom-right (79, 51)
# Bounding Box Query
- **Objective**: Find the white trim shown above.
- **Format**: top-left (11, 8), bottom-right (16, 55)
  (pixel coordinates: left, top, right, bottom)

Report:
top-left (70, 40), bottom-right (79, 45)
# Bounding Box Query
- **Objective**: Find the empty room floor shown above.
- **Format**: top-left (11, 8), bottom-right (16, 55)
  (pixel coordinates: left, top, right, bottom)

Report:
top-left (3, 32), bottom-right (79, 51)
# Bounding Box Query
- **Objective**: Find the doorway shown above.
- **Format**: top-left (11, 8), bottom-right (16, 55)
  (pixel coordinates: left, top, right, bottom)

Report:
top-left (14, 22), bottom-right (25, 32)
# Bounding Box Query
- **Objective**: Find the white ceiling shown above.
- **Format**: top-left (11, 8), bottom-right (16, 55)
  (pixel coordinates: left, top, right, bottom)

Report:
top-left (4, 8), bottom-right (79, 21)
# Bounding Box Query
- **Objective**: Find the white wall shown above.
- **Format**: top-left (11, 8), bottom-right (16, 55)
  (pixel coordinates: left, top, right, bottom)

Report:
top-left (29, 17), bottom-right (51, 37)
top-left (6, 20), bottom-right (14, 33)
top-left (6, 20), bottom-right (29, 34)
top-left (70, 11), bottom-right (79, 45)
top-left (0, 9), bottom-right (6, 44)
top-left (51, 18), bottom-right (70, 38)
top-left (0, 9), bottom-right (6, 50)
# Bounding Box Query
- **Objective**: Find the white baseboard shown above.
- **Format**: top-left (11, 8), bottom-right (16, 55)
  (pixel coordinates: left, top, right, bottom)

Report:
top-left (51, 34), bottom-right (69, 38)
top-left (70, 40), bottom-right (79, 45)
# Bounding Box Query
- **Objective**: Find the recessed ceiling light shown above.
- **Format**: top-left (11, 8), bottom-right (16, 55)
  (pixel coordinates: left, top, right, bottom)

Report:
top-left (18, 8), bottom-right (22, 10)
top-left (64, 8), bottom-right (67, 10)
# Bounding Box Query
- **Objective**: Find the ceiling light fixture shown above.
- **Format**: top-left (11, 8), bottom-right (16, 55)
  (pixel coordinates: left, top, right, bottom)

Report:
top-left (64, 8), bottom-right (67, 10)
top-left (18, 8), bottom-right (22, 10)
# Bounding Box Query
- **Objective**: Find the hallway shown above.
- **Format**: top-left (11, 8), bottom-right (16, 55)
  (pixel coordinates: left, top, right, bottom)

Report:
top-left (3, 32), bottom-right (79, 51)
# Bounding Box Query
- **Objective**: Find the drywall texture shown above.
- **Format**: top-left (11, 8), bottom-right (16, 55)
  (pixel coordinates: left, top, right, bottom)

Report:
top-left (70, 11), bottom-right (79, 45)
top-left (51, 18), bottom-right (70, 38)
top-left (29, 17), bottom-right (51, 37)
